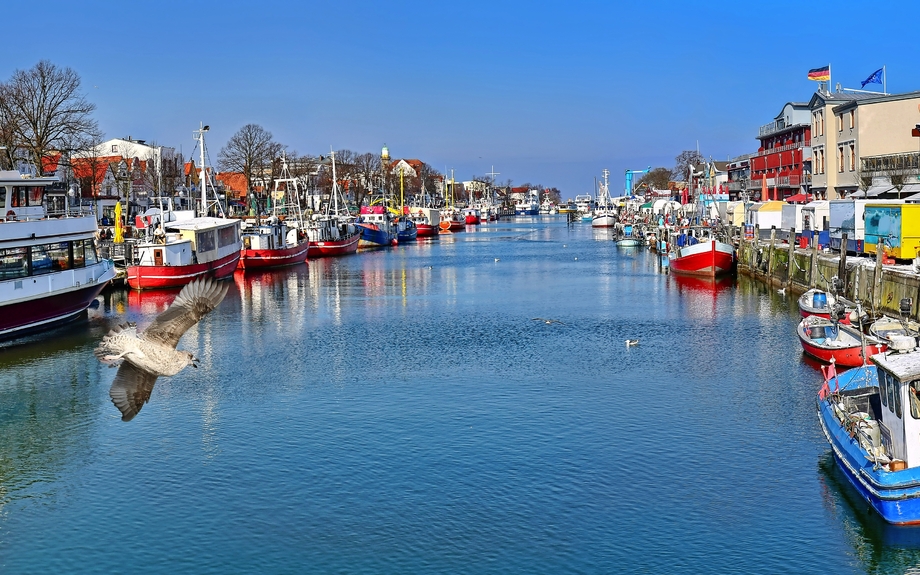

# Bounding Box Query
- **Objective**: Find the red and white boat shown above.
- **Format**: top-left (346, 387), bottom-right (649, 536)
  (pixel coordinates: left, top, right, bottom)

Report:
top-left (668, 235), bottom-right (735, 278)
top-left (410, 207), bottom-right (439, 238)
top-left (126, 216), bottom-right (242, 289)
top-left (238, 157), bottom-right (310, 270)
top-left (440, 209), bottom-right (465, 233)
top-left (797, 315), bottom-right (887, 367)
top-left (0, 169), bottom-right (116, 339)
top-left (464, 207), bottom-right (481, 225)
top-left (126, 124), bottom-right (242, 290)
top-left (303, 150), bottom-right (360, 257)
top-left (238, 218), bottom-right (310, 270)
top-left (798, 288), bottom-right (841, 319)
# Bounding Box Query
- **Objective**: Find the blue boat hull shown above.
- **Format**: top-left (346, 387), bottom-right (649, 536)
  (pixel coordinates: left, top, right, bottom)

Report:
top-left (357, 224), bottom-right (395, 248)
top-left (397, 221), bottom-right (417, 243)
top-left (817, 366), bottom-right (920, 524)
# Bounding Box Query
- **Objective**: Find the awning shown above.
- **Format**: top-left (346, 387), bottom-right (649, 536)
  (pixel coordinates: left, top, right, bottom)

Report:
top-left (785, 193), bottom-right (811, 203)
top-left (850, 185), bottom-right (894, 198)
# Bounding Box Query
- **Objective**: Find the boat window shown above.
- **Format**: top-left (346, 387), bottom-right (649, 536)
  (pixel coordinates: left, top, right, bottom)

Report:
top-left (30, 245), bottom-right (53, 275)
top-left (910, 380), bottom-right (920, 419)
top-left (0, 186), bottom-right (5, 210)
top-left (894, 376), bottom-right (903, 419)
top-left (45, 242), bottom-right (70, 270)
top-left (28, 186), bottom-right (43, 206)
top-left (82, 239), bottom-right (98, 265)
top-left (880, 370), bottom-right (889, 408)
top-left (197, 230), bottom-right (215, 252)
top-left (0, 247), bottom-right (27, 279)
top-left (10, 186), bottom-right (25, 208)
top-left (217, 225), bottom-right (237, 248)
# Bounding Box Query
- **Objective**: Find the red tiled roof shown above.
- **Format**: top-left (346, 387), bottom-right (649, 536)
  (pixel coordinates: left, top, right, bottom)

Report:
top-left (215, 172), bottom-right (247, 193)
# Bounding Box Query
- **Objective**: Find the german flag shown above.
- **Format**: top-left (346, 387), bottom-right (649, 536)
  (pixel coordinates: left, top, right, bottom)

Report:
top-left (807, 65), bottom-right (830, 81)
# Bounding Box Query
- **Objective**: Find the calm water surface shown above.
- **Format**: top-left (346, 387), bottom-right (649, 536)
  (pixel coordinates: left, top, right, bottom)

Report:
top-left (1, 217), bottom-right (918, 574)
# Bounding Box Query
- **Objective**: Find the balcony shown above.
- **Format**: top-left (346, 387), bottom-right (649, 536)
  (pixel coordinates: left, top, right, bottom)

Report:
top-left (861, 152), bottom-right (920, 174)
top-left (754, 141), bottom-right (811, 157)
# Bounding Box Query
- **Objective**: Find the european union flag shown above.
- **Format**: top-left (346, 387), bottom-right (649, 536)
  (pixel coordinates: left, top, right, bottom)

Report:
top-left (861, 68), bottom-right (883, 88)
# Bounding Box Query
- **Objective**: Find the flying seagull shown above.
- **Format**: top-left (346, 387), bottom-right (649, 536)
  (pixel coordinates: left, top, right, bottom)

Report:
top-left (95, 278), bottom-right (230, 421)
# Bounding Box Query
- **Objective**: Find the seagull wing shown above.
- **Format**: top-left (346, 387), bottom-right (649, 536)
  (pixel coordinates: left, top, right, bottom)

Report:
top-left (109, 362), bottom-right (159, 422)
top-left (142, 278), bottom-right (230, 348)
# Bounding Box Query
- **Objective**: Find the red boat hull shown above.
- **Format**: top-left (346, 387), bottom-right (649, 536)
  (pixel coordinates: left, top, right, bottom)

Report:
top-left (449, 221), bottom-right (465, 232)
top-left (465, 215), bottom-right (481, 225)
top-left (797, 322), bottom-right (887, 367)
top-left (238, 242), bottom-right (310, 270)
top-left (669, 240), bottom-right (735, 278)
top-left (308, 232), bottom-right (360, 257)
top-left (0, 280), bottom-right (110, 339)
top-left (126, 250), bottom-right (241, 290)
top-left (416, 224), bottom-right (438, 237)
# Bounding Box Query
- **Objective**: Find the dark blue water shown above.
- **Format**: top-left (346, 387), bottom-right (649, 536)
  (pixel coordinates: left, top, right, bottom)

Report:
top-left (2, 217), bottom-right (918, 574)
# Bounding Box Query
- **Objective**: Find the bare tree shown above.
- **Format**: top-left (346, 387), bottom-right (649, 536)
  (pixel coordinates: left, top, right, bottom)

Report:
top-left (0, 60), bottom-right (99, 172)
top-left (672, 150), bottom-right (704, 181)
top-left (217, 124), bottom-right (281, 211)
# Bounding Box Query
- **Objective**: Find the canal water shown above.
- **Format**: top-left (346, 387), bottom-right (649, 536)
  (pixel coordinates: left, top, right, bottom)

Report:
top-left (1, 217), bottom-right (917, 574)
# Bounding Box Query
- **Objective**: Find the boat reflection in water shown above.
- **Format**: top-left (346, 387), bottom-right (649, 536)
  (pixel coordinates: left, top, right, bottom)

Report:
top-left (669, 273), bottom-right (734, 293)
top-left (818, 453), bottom-right (920, 573)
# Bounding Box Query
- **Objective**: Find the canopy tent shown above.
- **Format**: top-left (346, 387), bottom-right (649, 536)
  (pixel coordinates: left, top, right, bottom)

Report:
top-left (785, 193), bottom-right (811, 203)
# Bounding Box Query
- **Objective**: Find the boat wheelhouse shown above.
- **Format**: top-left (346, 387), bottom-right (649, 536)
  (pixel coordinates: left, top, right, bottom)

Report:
top-left (0, 170), bottom-right (115, 339)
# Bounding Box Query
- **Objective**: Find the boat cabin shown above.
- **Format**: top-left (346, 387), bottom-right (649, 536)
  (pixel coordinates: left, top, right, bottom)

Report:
top-left (870, 346), bottom-right (920, 467)
top-left (242, 220), bottom-right (297, 251)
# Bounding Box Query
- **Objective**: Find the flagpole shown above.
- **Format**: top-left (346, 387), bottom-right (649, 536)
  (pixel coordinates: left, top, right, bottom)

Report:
top-left (884, 65), bottom-right (887, 95)
top-left (829, 63), bottom-right (832, 92)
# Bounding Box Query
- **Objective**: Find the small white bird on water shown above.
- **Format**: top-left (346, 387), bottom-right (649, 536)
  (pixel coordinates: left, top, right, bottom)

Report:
top-left (95, 278), bottom-right (230, 421)
top-left (777, 287), bottom-right (786, 295)
top-left (625, 339), bottom-right (639, 347)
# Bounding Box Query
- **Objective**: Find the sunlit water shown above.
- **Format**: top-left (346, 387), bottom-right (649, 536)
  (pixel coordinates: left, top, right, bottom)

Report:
top-left (1, 217), bottom-right (918, 574)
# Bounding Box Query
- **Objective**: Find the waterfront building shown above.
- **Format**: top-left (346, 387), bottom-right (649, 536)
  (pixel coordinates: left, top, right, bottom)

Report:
top-left (829, 90), bottom-right (920, 198)
top-left (725, 155), bottom-right (751, 201)
top-left (809, 90), bottom-right (873, 200)
top-left (750, 102), bottom-right (812, 201)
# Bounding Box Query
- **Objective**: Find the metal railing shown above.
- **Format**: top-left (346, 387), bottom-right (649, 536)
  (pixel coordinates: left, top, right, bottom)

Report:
top-left (861, 152), bottom-right (920, 173)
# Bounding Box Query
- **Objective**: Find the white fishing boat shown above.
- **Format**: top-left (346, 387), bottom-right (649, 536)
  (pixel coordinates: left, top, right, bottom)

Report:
top-left (592, 169), bottom-right (616, 228)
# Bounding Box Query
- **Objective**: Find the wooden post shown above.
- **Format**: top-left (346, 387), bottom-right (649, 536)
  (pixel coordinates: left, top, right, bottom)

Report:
top-left (810, 233), bottom-right (819, 288)
top-left (837, 232), bottom-right (848, 296)
top-left (768, 226), bottom-right (777, 280)
top-left (787, 228), bottom-right (796, 290)
top-left (872, 243), bottom-right (885, 315)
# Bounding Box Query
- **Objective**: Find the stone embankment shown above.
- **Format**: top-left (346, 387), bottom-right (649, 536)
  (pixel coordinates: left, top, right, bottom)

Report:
top-left (737, 227), bottom-right (920, 317)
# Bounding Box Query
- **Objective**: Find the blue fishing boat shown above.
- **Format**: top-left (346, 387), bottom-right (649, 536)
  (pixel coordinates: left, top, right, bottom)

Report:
top-left (356, 206), bottom-right (397, 248)
top-left (817, 333), bottom-right (920, 525)
top-left (396, 217), bottom-right (417, 243)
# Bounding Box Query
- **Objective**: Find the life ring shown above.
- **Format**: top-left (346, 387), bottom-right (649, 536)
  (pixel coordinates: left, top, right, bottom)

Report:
top-left (6, 210), bottom-right (15, 220)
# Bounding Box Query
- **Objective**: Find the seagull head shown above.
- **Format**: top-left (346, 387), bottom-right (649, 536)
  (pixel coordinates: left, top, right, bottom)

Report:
top-left (186, 351), bottom-right (199, 368)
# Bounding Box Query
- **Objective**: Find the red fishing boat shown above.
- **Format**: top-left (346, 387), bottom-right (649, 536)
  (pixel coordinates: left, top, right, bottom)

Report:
top-left (464, 207), bottom-right (481, 225)
top-left (410, 207), bottom-right (439, 238)
top-left (126, 124), bottom-right (242, 290)
top-left (440, 209), bottom-right (465, 232)
top-left (126, 217), bottom-right (242, 289)
top-left (303, 149), bottom-right (362, 256)
top-left (238, 158), bottom-right (310, 270)
top-left (238, 220), bottom-right (310, 270)
top-left (668, 235), bottom-right (735, 278)
top-left (797, 315), bottom-right (887, 367)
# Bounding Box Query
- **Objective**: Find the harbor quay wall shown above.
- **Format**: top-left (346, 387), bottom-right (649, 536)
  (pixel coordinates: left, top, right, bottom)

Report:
top-left (734, 226), bottom-right (920, 319)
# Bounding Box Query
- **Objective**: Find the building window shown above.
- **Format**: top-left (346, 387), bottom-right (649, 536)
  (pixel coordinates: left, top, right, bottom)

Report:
top-left (849, 110), bottom-right (855, 129)
top-left (111, 145), bottom-right (118, 153)
top-left (820, 111), bottom-right (825, 136)
top-left (837, 114), bottom-right (843, 132)
top-left (838, 147), bottom-right (845, 172)
top-left (849, 144), bottom-right (856, 171)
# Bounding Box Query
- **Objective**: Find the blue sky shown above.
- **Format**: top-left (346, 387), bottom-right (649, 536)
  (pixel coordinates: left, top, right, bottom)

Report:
top-left (6, 0), bottom-right (919, 197)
